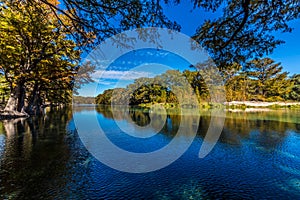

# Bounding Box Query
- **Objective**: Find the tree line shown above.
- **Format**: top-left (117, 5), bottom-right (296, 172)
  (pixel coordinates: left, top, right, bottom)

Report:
top-left (1, 0), bottom-right (300, 115)
top-left (73, 96), bottom-right (95, 104)
top-left (96, 58), bottom-right (300, 105)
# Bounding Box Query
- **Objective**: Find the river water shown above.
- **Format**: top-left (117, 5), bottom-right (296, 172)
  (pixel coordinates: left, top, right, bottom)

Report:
top-left (0, 106), bottom-right (300, 199)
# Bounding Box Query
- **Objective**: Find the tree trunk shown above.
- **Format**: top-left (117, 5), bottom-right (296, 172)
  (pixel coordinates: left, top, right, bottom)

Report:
top-left (26, 83), bottom-right (43, 115)
top-left (4, 80), bottom-right (26, 113)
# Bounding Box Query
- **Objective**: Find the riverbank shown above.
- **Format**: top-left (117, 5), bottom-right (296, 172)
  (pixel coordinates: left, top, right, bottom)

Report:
top-left (225, 101), bottom-right (300, 109)
top-left (136, 101), bottom-right (300, 109)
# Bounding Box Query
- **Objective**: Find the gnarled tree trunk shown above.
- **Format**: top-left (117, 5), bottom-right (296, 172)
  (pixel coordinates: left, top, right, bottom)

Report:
top-left (4, 80), bottom-right (26, 113)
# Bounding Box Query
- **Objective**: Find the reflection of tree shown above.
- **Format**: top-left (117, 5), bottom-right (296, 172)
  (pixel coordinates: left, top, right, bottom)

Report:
top-left (96, 105), bottom-right (124, 120)
top-left (95, 105), bottom-right (300, 148)
top-left (161, 113), bottom-right (181, 137)
top-left (73, 105), bottom-right (96, 113)
top-left (96, 105), bottom-right (202, 138)
top-left (0, 108), bottom-right (73, 199)
top-left (219, 110), bottom-right (300, 148)
top-left (129, 109), bottom-right (150, 127)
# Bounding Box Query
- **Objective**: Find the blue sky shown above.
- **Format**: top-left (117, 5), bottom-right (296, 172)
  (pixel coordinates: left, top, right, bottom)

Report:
top-left (79, 49), bottom-right (192, 96)
top-left (77, 1), bottom-right (300, 97)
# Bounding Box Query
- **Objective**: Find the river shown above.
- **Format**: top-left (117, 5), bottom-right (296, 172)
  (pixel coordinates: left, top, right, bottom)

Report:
top-left (0, 105), bottom-right (300, 199)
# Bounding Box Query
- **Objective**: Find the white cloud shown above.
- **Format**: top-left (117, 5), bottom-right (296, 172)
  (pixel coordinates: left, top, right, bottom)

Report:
top-left (92, 70), bottom-right (153, 80)
top-left (96, 80), bottom-right (114, 85)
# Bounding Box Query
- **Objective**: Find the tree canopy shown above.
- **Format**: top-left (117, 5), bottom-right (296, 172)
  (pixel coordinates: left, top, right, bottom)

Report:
top-left (290, 74), bottom-right (300, 101)
top-left (0, 0), bottom-right (183, 115)
top-left (180, 0), bottom-right (300, 67)
top-left (36, 0), bottom-right (180, 46)
top-left (0, 0), bottom-right (83, 113)
top-left (28, 0), bottom-right (300, 65)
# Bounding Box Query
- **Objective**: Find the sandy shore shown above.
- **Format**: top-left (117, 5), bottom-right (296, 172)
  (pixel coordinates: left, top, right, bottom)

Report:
top-left (227, 108), bottom-right (272, 112)
top-left (225, 101), bottom-right (300, 107)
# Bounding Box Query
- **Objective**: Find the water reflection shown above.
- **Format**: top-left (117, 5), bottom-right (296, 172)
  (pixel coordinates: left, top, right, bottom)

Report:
top-left (0, 108), bottom-right (73, 199)
top-left (96, 105), bottom-right (185, 136)
top-left (221, 110), bottom-right (300, 149)
top-left (95, 105), bottom-right (300, 148)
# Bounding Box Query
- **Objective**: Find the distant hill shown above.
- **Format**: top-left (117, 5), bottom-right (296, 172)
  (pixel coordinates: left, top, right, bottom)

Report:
top-left (73, 96), bottom-right (95, 104)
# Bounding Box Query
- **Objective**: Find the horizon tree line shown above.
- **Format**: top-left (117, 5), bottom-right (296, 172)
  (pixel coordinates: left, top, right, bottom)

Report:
top-left (96, 57), bottom-right (300, 105)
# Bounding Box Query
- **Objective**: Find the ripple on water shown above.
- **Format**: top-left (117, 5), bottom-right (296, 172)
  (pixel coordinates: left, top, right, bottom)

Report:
top-left (278, 165), bottom-right (300, 177)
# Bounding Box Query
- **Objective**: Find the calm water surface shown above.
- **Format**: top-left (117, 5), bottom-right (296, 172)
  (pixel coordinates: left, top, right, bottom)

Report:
top-left (0, 106), bottom-right (300, 199)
